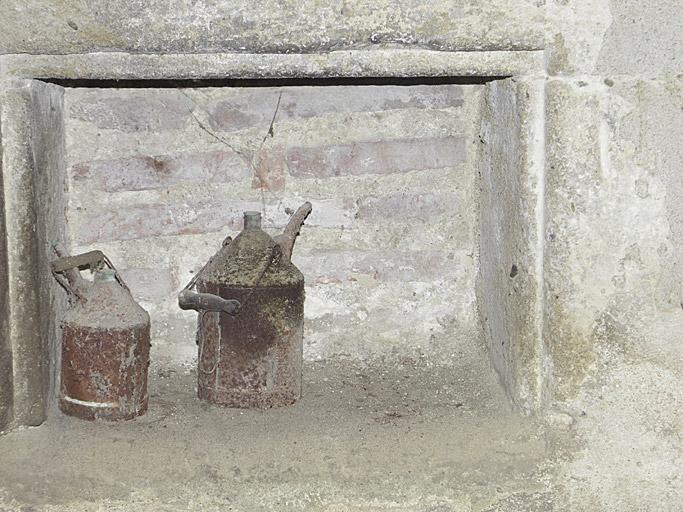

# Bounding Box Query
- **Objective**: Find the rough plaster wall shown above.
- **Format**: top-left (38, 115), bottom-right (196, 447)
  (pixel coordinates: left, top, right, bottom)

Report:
top-left (63, 84), bottom-right (483, 367)
top-left (544, 77), bottom-right (683, 403)
top-left (477, 77), bottom-right (546, 413)
top-left (544, 75), bottom-right (683, 509)
top-left (596, 0), bottom-right (683, 75)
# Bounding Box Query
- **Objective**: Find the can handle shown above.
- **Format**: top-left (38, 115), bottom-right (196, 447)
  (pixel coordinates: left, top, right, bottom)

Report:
top-left (50, 249), bottom-right (106, 274)
top-left (178, 238), bottom-right (242, 316)
top-left (178, 290), bottom-right (240, 315)
top-left (51, 245), bottom-right (132, 299)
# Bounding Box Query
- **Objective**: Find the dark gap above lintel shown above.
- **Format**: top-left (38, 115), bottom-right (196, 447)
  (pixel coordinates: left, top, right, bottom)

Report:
top-left (43, 76), bottom-right (508, 89)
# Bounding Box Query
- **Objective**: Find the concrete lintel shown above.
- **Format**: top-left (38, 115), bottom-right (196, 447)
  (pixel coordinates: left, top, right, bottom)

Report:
top-left (0, 50), bottom-right (546, 81)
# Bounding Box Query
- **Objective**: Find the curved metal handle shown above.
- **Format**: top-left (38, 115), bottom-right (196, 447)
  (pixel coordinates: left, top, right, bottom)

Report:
top-left (50, 249), bottom-right (105, 274)
top-left (178, 290), bottom-right (240, 315)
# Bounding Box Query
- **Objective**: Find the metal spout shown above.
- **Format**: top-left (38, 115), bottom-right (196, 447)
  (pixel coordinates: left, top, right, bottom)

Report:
top-left (274, 202), bottom-right (312, 262)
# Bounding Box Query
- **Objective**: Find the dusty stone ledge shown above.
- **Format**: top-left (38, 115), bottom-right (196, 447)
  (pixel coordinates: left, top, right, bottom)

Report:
top-left (0, 50), bottom-right (546, 81)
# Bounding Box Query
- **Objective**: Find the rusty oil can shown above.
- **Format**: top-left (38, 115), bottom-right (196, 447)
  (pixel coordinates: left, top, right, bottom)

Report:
top-left (51, 246), bottom-right (151, 421)
top-left (179, 203), bottom-right (312, 408)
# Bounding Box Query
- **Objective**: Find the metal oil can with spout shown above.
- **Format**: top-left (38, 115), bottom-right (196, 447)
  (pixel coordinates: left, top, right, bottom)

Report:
top-left (179, 202), bottom-right (312, 408)
top-left (51, 245), bottom-right (151, 421)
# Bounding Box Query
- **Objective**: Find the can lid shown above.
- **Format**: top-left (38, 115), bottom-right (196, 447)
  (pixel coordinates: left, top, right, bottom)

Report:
top-left (94, 268), bottom-right (117, 282)
top-left (199, 210), bottom-right (302, 288)
top-left (243, 211), bottom-right (262, 230)
top-left (65, 268), bottom-right (150, 328)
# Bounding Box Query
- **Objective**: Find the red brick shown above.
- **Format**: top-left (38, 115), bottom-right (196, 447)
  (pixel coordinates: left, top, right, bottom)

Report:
top-left (72, 190), bottom-right (460, 244)
top-left (251, 146), bottom-right (287, 192)
top-left (265, 198), bottom-right (356, 229)
top-left (285, 137), bottom-right (466, 178)
top-left (73, 195), bottom-right (360, 244)
top-left (74, 200), bottom-right (261, 244)
top-left (70, 150), bottom-right (251, 192)
top-left (68, 92), bottom-right (191, 132)
top-left (355, 191), bottom-right (462, 221)
top-left (207, 85), bottom-right (465, 131)
top-left (295, 249), bottom-right (463, 285)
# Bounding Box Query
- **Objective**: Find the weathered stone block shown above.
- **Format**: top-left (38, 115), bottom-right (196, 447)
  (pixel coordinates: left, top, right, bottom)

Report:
top-left (477, 77), bottom-right (546, 413)
top-left (0, 79), bottom-right (65, 431)
top-left (0, 50), bottom-right (546, 82)
top-left (0, 1), bottom-right (545, 55)
top-left (0, 158), bottom-right (12, 432)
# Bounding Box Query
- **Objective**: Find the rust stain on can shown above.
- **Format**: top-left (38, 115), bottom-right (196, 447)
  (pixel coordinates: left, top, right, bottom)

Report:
top-left (60, 322), bottom-right (150, 421)
top-left (196, 282), bottom-right (304, 408)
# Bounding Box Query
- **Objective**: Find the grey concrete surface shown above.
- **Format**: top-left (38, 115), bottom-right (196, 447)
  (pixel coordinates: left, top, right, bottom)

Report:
top-left (2, 353), bottom-right (680, 511)
top-left (0, 355), bottom-right (565, 512)
top-left (596, 0), bottom-right (683, 75)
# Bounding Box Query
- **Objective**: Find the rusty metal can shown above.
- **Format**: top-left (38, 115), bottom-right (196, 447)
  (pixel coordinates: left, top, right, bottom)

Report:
top-left (52, 249), bottom-right (150, 421)
top-left (179, 203), bottom-right (311, 408)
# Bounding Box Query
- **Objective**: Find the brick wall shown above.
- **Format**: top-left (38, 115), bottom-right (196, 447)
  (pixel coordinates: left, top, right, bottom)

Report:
top-left (64, 84), bottom-right (483, 366)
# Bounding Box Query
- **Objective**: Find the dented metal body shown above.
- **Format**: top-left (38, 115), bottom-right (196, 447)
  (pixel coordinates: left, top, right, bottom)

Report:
top-left (196, 280), bottom-right (304, 408)
top-left (52, 249), bottom-right (151, 421)
top-left (180, 204), bottom-right (311, 408)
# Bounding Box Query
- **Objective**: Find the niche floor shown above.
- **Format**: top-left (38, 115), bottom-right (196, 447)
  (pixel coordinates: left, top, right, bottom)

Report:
top-left (0, 348), bottom-right (571, 511)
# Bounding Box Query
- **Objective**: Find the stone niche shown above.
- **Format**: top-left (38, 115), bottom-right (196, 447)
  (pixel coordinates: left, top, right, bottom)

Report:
top-left (0, 49), bottom-right (549, 432)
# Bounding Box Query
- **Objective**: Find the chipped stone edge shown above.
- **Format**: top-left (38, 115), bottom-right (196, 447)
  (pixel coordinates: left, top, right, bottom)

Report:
top-left (0, 49), bottom-right (546, 81)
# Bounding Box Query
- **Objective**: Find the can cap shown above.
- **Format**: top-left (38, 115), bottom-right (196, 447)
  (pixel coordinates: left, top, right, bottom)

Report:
top-left (243, 211), bottom-right (262, 230)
